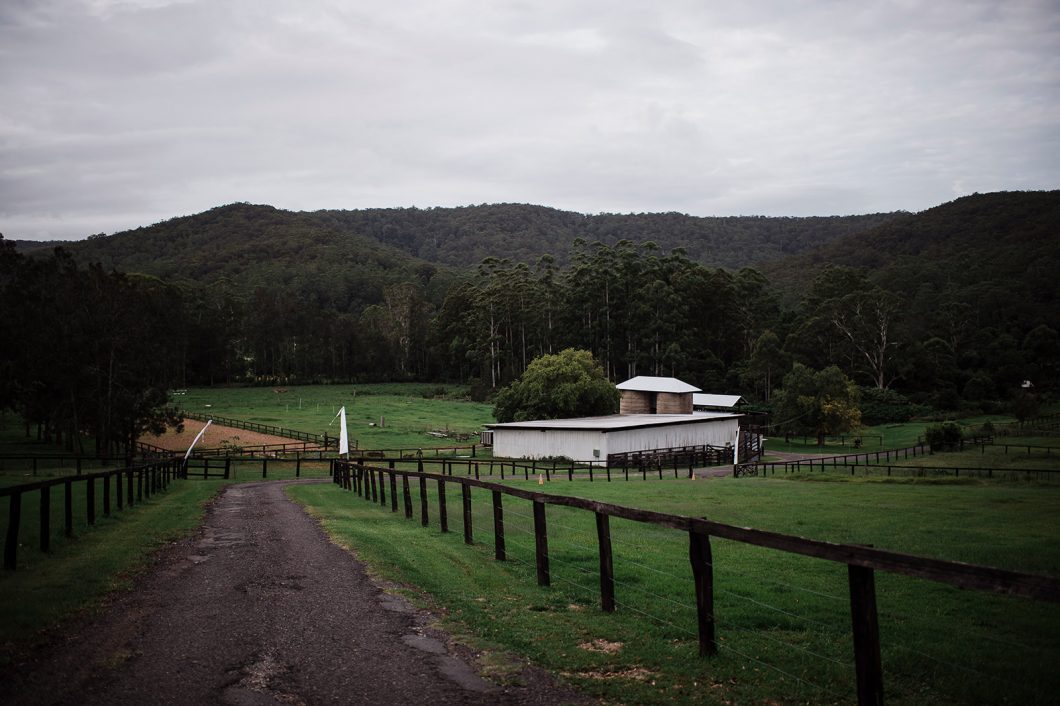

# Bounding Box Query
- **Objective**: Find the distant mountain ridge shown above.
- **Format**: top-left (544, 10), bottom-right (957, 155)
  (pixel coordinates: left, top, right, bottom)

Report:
top-left (308, 203), bottom-right (899, 269)
top-left (20, 202), bottom-right (899, 280)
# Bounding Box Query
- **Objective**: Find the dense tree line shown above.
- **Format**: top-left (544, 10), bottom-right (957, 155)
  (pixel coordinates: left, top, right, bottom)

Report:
top-left (0, 240), bottom-right (182, 456)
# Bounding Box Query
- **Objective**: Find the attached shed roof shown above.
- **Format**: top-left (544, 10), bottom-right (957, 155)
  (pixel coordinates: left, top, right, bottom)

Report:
top-left (615, 376), bottom-right (701, 394)
top-left (486, 412), bottom-right (737, 432)
top-left (692, 393), bottom-right (746, 408)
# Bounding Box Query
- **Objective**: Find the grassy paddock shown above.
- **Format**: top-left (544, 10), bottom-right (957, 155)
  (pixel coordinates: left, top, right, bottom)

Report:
top-left (0, 479), bottom-right (225, 660)
top-left (173, 383), bottom-right (492, 450)
top-left (290, 475), bottom-right (1060, 705)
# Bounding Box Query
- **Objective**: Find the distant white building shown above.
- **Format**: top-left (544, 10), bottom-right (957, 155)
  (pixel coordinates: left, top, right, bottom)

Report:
top-left (486, 376), bottom-right (742, 464)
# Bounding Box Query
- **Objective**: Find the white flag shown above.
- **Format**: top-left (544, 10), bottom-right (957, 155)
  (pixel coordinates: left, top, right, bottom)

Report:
top-left (732, 428), bottom-right (740, 465)
top-left (184, 420), bottom-right (213, 461)
top-left (338, 406), bottom-right (349, 456)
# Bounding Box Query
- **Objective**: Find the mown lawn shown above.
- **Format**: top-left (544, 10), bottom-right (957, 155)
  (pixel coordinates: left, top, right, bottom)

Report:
top-left (290, 473), bottom-right (1060, 705)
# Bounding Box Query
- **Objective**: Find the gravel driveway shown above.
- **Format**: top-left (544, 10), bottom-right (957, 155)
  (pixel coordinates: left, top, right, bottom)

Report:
top-left (2, 480), bottom-right (587, 705)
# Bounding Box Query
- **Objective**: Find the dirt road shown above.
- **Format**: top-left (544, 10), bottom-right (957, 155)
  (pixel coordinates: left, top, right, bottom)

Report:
top-left (2, 481), bottom-right (586, 705)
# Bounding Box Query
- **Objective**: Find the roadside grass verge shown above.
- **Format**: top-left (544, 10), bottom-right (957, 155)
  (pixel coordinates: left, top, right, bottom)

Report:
top-left (290, 475), bottom-right (1060, 705)
top-left (0, 480), bottom-right (225, 661)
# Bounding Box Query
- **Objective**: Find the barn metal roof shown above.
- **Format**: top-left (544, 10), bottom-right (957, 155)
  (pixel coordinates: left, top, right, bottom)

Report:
top-left (615, 376), bottom-right (701, 394)
top-left (692, 393), bottom-right (746, 408)
top-left (486, 412), bottom-right (737, 432)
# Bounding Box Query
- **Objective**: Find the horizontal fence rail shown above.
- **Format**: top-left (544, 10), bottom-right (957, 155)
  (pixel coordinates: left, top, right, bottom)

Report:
top-left (332, 460), bottom-right (1059, 705)
top-left (750, 461), bottom-right (1060, 480)
top-left (0, 454), bottom-right (126, 475)
top-left (183, 455), bottom-right (334, 480)
top-left (345, 452), bottom-right (728, 482)
top-left (736, 443), bottom-right (929, 476)
top-left (346, 444), bottom-right (482, 458)
top-left (191, 441), bottom-right (328, 457)
top-left (176, 409), bottom-right (339, 448)
top-left (2, 459), bottom-right (182, 571)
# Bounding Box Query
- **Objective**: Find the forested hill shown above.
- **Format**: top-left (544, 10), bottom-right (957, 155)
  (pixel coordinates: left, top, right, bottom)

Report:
top-left (41, 202), bottom-right (899, 278)
top-left (310, 204), bottom-right (899, 269)
top-left (763, 190), bottom-right (1060, 308)
top-left (47, 203), bottom-right (454, 312)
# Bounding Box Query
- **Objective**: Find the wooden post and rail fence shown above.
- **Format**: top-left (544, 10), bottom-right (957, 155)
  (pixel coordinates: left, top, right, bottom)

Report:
top-left (331, 459), bottom-right (1059, 706)
top-left (2, 458), bottom-right (183, 571)
top-left (176, 409), bottom-right (339, 449)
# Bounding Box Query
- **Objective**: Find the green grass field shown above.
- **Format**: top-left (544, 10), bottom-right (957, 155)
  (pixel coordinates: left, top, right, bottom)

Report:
top-left (173, 383), bottom-right (493, 450)
top-left (290, 474), bottom-right (1060, 705)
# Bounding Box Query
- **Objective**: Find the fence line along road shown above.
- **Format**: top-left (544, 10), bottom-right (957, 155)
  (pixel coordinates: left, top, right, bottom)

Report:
top-left (332, 460), bottom-right (1060, 706)
top-left (1, 458), bottom-right (182, 571)
top-left (348, 453), bottom-right (722, 483)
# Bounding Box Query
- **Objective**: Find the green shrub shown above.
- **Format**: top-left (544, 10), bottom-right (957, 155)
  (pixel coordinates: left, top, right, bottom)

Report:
top-left (925, 422), bottom-right (963, 451)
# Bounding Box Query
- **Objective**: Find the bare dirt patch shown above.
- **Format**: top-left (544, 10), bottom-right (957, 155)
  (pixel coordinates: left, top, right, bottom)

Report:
top-left (140, 419), bottom-right (309, 452)
top-left (577, 639), bottom-right (623, 655)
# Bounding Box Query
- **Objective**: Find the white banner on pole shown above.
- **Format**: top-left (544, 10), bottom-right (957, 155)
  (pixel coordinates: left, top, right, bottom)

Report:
top-left (338, 406), bottom-right (349, 456)
top-left (184, 420), bottom-right (213, 461)
top-left (732, 428), bottom-right (740, 465)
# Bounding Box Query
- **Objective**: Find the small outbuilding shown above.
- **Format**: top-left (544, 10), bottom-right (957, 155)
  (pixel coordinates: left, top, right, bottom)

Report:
top-left (617, 376), bottom-right (700, 415)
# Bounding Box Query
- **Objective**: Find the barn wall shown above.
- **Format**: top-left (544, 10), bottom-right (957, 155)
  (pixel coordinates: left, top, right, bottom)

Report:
top-left (606, 418), bottom-right (739, 456)
top-left (492, 429), bottom-right (607, 462)
top-left (492, 417), bottom-right (740, 463)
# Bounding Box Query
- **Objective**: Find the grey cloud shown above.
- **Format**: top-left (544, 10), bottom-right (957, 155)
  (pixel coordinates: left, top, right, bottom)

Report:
top-left (1, 0), bottom-right (1058, 241)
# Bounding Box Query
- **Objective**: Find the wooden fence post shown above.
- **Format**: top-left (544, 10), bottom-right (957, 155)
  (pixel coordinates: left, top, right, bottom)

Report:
top-left (689, 529), bottom-right (717, 656)
top-left (492, 491), bottom-right (505, 560)
top-left (461, 484), bottom-right (473, 545)
top-left (533, 500), bottom-right (550, 587)
top-left (64, 479), bottom-right (73, 537)
top-left (379, 470), bottom-right (387, 507)
top-left (103, 474), bottom-right (111, 517)
top-left (420, 477), bottom-right (429, 527)
top-left (389, 472), bottom-right (398, 512)
top-left (370, 468), bottom-right (378, 502)
top-left (115, 471), bottom-right (123, 511)
top-left (86, 478), bottom-right (96, 525)
top-left (40, 486), bottom-right (51, 552)
top-left (438, 479), bottom-right (448, 533)
top-left (848, 564), bottom-right (885, 706)
top-left (596, 512), bottom-right (615, 612)
top-left (402, 475), bottom-right (413, 519)
top-left (5, 491), bottom-right (22, 569)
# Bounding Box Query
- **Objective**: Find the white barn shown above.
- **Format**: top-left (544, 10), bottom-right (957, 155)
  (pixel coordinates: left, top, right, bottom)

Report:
top-left (486, 412), bottom-right (740, 463)
top-left (486, 376), bottom-right (747, 463)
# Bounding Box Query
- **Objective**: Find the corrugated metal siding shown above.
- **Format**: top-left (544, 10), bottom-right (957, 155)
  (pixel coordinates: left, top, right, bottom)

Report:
top-left (606, 418), bottom-right (739, 456)
top-left (492, 417), bottom-right (739, 462)
top-left (492, 429), bottom-right (606, 462)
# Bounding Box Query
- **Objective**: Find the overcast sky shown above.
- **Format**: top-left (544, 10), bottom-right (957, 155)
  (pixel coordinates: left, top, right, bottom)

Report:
top-left (2, 0), bottom-right (1058, 241)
